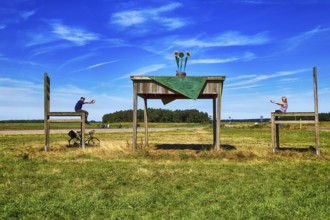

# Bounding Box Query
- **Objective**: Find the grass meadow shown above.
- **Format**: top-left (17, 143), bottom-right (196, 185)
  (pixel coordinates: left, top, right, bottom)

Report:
top-left (1, 122), bottom-right (330, 219)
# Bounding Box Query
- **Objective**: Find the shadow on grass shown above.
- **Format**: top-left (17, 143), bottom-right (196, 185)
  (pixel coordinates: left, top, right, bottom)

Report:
top-left (67, 144), bottom-right (80, 148)
top-left (276, 146), bottom-right (317, 153)
top-left (155, 144), bottom-right (236, 151)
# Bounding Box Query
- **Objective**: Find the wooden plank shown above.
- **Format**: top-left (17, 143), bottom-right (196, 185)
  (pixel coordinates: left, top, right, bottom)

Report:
top-left (139, 94), bottom-right (218, 99)
top-left (131, 76), bottom-right (225, 97)
top-left (130, 76), bottom-right (225, 81)
top-left (271, 112), bottom-right (315, 117)
top-left (48, 112), bottom-right (84, 116)
top-left (274, 120), bottom-right (316, 124)
top-left (48, 119), bottom-right (83, 123)
top-left (135, 81), bottom-right (221, 95)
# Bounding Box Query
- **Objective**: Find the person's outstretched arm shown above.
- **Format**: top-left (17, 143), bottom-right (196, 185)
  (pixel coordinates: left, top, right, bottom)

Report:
top-left (84, 99), bottom-right (95, 104)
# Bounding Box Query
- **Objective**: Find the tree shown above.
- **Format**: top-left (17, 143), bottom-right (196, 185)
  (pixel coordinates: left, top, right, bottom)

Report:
top-left (102, 108), bottom-right (211, 123)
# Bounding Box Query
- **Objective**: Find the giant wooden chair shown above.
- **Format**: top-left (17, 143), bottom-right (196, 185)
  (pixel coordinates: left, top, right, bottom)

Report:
top-left (44, 73), bottom-right (86, 151)
top-left (271, 67), bottom-right (320, 155)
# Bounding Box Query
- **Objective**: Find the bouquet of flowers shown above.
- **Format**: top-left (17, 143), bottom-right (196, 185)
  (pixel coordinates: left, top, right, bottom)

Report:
top-left (174, 50), bottom-right (190, 75)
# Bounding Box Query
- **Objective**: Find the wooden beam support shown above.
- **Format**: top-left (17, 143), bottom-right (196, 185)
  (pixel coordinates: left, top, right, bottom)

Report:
top-left (215, 83), bottom-right (221, 150)
top-left (313, 67), bottom-right (320, 155)
top-left (144, 98), bottom-right (148, 147)
top-left (212, 98), bottom-right (216, 146)
top-left (132, 82), bottom-right (138, 150)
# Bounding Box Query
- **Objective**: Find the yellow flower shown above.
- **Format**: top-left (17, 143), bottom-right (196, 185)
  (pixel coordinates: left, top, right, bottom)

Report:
top-left (186, 51), bottom-right (190, 58)
top-left (174, 50), bottom-right (180, 57)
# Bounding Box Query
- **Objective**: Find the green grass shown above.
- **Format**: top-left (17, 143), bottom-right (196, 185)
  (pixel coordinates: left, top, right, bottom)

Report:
top-left (1, 124), bottom-right (330, 219)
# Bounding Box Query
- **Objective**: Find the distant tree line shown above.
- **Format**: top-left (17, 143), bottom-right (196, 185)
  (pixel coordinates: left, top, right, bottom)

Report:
top-left (319, 112), bottom-right (330, 121)
top-left (102, 108), bottom-right (211, 123)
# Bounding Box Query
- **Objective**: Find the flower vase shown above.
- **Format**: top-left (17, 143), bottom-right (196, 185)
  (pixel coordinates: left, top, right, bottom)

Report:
top-left (176, 72), bottom-right (186, 77)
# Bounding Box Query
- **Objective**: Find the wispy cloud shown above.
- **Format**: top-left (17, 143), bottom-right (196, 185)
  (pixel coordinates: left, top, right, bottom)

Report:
top-left (190, 52), bottom-right (256, 64)
top-left (29, 43), bottom-right (72, 57)
top-left (285, 26), bottom-right (330, 51)
top-left (26, 32), bottom-right (57, 47)
top-left (114, 64), bottom-right (166, 80)
top-left (226, 68), bottom-right (309, 89)
top-left (58, 54), bottom-right (94, 70)
top-left (0, 77), bottom-right (42, 89)
top-left (51, 22), bottom-right (100, 46)
top-left (68, 60), bottom-right (119, 74)
top-left (0, 8), bottom-right (35, 25)
top-left (27, 21), bottom-right (101, 47)
top-left (190, 58), bottom-right (238, 64)
top-left (0, 53), bottom-right (8, 61)
top-left (111, 3), bottom-right (185, 32)
top-left (21, 10), bottom-right (35, 20)
top-left (87, 60), bottom-right (119, 69)
top-left (174, 31), bottom-right (270, 48)
top-left (52, 85), bottom-right (90, 96)
top-left (0, 24), bottom-right (6, 29)
top-left (239, 0), bottom-right (270, 4)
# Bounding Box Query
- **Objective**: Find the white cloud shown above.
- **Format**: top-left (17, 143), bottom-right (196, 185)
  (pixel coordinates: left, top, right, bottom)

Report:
top-left (0, 78), bottom-right (43, 120)
top-left (21, 10), bottom-right (35, 20)
top-left (190, 52), bottom-right (256, 64)
top-left (87, 60), bottom-right (119, 69)
top-left (25, 21), bottom-right (100, 47)
top-left (191, 58), bottom-right (238, 64)
top-left (51, 22), bottom-right (100, 46)
top-left (226, 68), bottom-right (309, 89)
top-left (111, 3), bottom-right (185, 32)
top-left (29, 43), bottom-right (72, 57)
top-left (114, 64), bottom-right (166, 80)
top-left (26, 22), bottom-right (101, 55)
top-left (57, 54), bottom-right (94, 70)
top-left (0, 77), bottom-right (42, 89)
top-left (52, 85), bottom-right (90, 96)
top-left (0, 24), bottom-right (6, 29)
top-left (0, 53), bottom-right (8, 61)
top-left (67, 60), bottom-right (119, 74)
top-left (112, 11), bottom-right (146, 26)
top-left (285, 26), bottom-right (330, 51)
top-left (174, 31), bottom-right (270, 48)
top-left (26, 33), bottom-right (58, 47)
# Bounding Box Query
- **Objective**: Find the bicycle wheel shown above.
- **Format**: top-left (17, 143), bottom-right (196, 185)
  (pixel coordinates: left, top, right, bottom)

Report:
top-left (68, 138), bottom-right (80, 147)
top-left (87, 137), bottom-right (100, 147)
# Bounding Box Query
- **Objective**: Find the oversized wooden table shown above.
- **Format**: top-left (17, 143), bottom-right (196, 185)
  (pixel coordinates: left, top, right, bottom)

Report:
top-left (131, 76), bottom-right (225, 150)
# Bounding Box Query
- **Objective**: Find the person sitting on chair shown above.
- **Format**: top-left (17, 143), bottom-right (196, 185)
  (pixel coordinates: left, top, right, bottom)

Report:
top-left (74, 97), bottom-right (95, 124)
top-left (270, 96), bottom-right (288, 113)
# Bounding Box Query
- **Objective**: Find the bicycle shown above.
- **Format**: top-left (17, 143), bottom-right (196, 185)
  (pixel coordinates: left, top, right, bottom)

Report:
top-left (68, 130), bottom-right (100, 147)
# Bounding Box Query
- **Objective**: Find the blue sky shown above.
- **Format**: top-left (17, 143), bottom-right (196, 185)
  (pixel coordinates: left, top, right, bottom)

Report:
top-left (1, 0), bottom-right (330, 121)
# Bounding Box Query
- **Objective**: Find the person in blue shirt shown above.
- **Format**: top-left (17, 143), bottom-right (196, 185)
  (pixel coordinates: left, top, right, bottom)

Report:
top-left (74, 97), bottom-right (95, 124)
